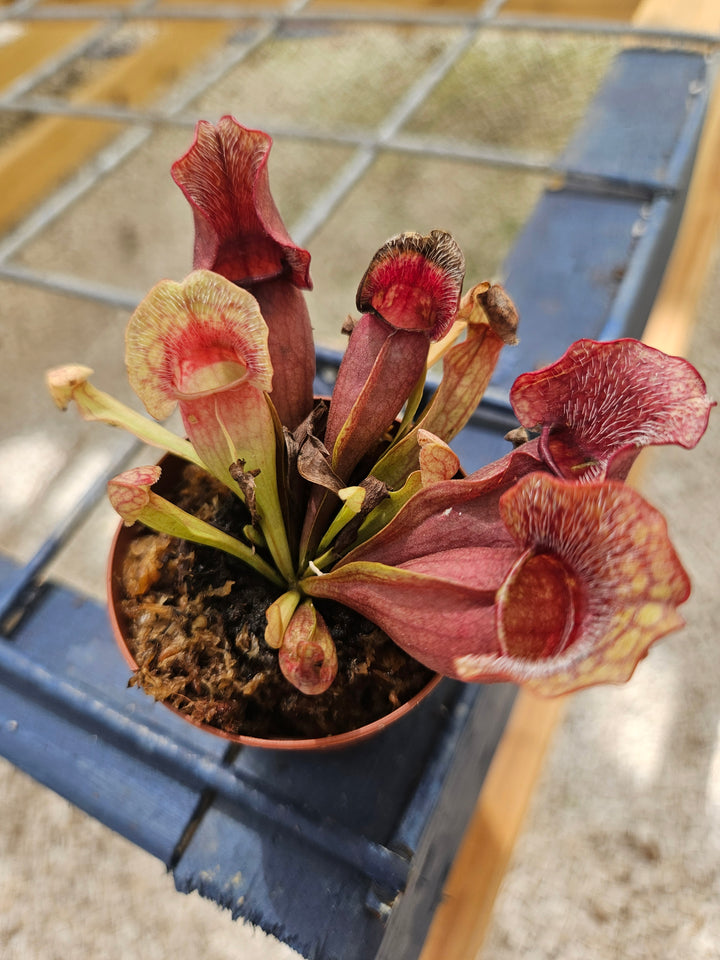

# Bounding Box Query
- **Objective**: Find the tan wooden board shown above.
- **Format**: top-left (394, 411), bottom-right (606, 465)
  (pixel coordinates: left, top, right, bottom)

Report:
top-left (0, 18), bottom-right (232, 234)
top-left (419, 692), bottom-right (566, 960)
top-left (0, 21), bottom-right (98, 96)
top-left (633, 0), bottom-right (720, 33)
top-left (310, 0), bottom-right (638, 13)
top-left (635, 0), bottom-right (720, 354)
top-left (309, 0), bottom-right (493, 9)
top-left (501, 0), bottom-right (640, 19)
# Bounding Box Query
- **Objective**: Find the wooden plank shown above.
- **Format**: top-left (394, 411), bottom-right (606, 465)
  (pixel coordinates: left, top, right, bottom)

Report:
top-left (0, 18), bottom-right (231, 234)
top-left (642, 78), bottom-right (720, 355)
top-left (0, 21), bottom-right (98, 95)
top-left (308, 0), bottom-right (488, 10)
top-left (311, 0), bottom-right (637, 12)
top-left (419, 693), bottom-right (564, 960)
top-left (501, 0), bottom-right (640, 19)
top-left (172, 684), bottom-right (517, 960)
top-left (0, 556), bottom-right (229, 866)
top-left (30, 0), bottom-right (139, 5)
top-left (633, 0), bottom-right (720, 33)
top-left (634, 0), bottom-right (720, 354)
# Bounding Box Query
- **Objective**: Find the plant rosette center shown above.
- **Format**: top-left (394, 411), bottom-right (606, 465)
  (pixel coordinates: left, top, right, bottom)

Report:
top-left (110, 457), bottom-right (436, 743)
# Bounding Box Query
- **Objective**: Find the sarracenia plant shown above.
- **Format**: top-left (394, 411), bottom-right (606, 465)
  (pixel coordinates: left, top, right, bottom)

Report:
top-left (48, 116), bottom-right (713, 698)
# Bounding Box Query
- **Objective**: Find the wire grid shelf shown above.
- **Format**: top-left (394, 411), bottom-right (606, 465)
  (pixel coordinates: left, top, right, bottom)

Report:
top-left (1, 0), bottom-right (718, 308)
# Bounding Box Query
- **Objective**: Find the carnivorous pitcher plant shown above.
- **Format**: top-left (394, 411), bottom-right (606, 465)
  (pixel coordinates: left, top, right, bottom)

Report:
top-left (48, 116), bottom-right (713, 699)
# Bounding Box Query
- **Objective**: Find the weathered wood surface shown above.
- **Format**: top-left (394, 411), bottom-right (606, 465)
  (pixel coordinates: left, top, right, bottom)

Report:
top-left (0, 18), bottom-right (232, 233)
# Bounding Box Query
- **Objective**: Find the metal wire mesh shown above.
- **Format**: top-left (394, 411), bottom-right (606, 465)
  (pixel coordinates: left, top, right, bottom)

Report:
top-left (1, 1), bottom-right (717, 317)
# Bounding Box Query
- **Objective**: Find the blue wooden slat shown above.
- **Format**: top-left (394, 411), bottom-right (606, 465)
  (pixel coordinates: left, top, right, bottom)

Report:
top-left (176, 799), bottom-right (390, 960)
top-left (2, 560), bottom-right (229, 759)
top-left (0, 678), bottom-right (199, 862)
top-left (451, 413), bottom-right (518, 470)
top-left (490, 48), bottom-right (709, 398)
top-left (558, 48), bottom-right (708, 190)
top-left (387, 683), bottom-right (482, 858)
top-left (229, 680), bottom-right (465, 845)
top-left (374, 685), bottom-right (517, 960)
top-left (494, 188), bottom-right (653, 391)
top-left (599, 194), bottom-right (677, 341)
top-left (174, 682), bottom-right (517, 960)
top-left (0, 558), bottom-right (210, 864)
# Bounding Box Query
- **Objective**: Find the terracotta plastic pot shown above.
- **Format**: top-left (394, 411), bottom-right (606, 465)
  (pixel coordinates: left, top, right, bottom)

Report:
top-left (106, 453), bottom-right (441, 751)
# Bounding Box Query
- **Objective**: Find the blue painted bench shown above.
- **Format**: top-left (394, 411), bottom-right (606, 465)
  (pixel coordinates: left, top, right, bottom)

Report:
top-left (0, 48), bottom-right (710, 960)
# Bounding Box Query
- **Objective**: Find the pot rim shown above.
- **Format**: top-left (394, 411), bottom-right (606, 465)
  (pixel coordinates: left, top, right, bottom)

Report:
top-left (106, 455), bottom-right (441, 751)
